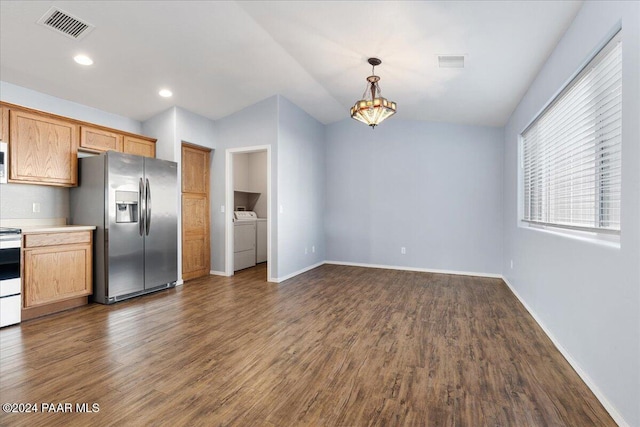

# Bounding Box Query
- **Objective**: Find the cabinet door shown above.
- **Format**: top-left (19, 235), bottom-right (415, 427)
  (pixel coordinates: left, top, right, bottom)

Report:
top-left (80, 126), bottom-right (123, 153)
top-left (0, 106), bottom-right (8, 142)
top-left (23, 244), bottom-right (92, 308)
top-left (9, 110), bottom-right (78, 186)
top-left (123, 136), bottom-right (155, 158)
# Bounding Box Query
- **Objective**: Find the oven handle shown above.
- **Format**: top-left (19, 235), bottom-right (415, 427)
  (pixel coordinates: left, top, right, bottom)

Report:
top-left (0, 239), bottom-right (21, 249)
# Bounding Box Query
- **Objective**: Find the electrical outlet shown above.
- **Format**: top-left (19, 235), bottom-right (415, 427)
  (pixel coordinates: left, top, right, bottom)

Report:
top-left (32, 202), bottom-right (41, 213)
top-left (220, 205), bottom-right (225, 213)
top-left (510, 260), bottom-right (514, 269)
top-left (312, 246), bottom-right (315, 253)
top-left (279, 205), bottom-right (284, 214)
top-left (401, 247), bottom-right (406, 255)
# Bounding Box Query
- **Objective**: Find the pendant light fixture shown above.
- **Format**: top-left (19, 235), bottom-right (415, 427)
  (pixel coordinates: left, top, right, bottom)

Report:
top-left (350, 57), bottom-right (397, 128)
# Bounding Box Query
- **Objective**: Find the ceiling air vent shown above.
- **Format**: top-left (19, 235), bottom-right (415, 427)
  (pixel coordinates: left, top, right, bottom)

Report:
top-left (37, 7), bottom-right (94, 40)
top-left (438, 55), bottom-right (465, 69)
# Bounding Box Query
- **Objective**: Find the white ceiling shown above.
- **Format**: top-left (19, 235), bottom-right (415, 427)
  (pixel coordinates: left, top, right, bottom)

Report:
top-left (0, 1), bottom-right (583, 127)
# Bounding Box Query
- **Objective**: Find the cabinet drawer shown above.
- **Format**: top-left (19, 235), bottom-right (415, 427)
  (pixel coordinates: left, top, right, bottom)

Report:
top-left (24, 231), bottom-right (91, 248)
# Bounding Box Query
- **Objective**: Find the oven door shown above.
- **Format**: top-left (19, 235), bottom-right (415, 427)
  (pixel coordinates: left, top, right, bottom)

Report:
top-left (0, 241), bottom-right (20, 282)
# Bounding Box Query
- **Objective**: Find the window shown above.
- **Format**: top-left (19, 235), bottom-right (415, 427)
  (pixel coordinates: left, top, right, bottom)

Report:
top-left (521, 31), bottom-right (622, 234)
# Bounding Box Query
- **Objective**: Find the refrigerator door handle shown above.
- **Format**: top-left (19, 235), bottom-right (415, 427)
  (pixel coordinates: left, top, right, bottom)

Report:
top-left (145, 178), bottom-right (151, 235)
top-left (139, 177), bottom-right (145, 236)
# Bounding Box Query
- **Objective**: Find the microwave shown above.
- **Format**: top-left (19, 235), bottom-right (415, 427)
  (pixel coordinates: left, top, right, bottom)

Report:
top-left (0, 141), bottom-right (6, 184)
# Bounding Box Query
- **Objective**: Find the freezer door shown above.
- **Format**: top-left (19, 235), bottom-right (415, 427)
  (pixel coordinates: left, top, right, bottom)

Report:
top-left (143, 157), bottom-right (178, 289)
top-left (107, 152), bottom-right (145, 298)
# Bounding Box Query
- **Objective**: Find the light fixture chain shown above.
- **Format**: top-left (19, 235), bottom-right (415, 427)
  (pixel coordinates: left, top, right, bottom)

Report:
top-left (362, 82), bottom-right (370, 99)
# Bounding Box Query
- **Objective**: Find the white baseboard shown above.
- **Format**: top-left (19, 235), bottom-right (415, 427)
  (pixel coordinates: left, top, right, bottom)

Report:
top-left (215, 260), bottom-right (500, 283)
top-left (175, 279), bottom-right (184, 286)
top-left (274, 261), bottom-right (325, 283)
top-left (210, 270), bottom-right (229, 276)
top-left (501, 275), bottom-right (629, 427)
top-left (325, 260), bottom-right (502, 279)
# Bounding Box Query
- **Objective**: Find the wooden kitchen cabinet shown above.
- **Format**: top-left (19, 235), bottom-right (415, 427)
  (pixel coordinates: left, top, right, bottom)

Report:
top-left (22, 231), bottom-right (93, 320)
top-left (0, 105), bottom-right (8, 142)
top-left (9, 109), bottom-right (79, 186)
top-left (1, 102), bottom-right (158, 184)
top-left (123, 135), bottom-right (156, 158)
top-left (80, 125), bottom-right (123, 153)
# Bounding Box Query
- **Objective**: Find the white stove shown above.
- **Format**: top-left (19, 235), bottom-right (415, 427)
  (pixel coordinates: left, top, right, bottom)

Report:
top-left (0, 227), bottom-right (21, 327)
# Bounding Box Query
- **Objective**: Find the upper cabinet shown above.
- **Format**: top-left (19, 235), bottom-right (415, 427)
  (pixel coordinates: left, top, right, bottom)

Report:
top-left (80, 126), bottom-right (123, 153)
top-left (1, 102), bottom-right (158, 187)
top-left (9, 109), bottom-right (79, 187)
top-left (123, 135), bottom-right (155, 158)
top-left (0, 105), bottom-right (8, 142)
top-left (80, 126), bottom-right (156, 158)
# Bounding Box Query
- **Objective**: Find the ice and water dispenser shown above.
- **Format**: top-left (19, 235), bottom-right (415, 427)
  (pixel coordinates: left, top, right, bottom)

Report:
top-left (115, 191), bottom-right (138, 223)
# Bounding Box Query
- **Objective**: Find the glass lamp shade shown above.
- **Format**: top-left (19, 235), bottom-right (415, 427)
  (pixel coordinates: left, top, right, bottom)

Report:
top-left (350, 97), bottom-right (397, 128)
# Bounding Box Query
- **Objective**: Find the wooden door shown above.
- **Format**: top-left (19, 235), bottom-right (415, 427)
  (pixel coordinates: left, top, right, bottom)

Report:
top-left (182, 143), bottom-right (211, 280)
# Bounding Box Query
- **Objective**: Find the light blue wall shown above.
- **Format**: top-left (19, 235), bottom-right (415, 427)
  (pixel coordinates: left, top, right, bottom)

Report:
top-left (142, 107), bottom-right (177, 162)
top-left (213, 96), bottom-right (279, 274)
top-left (502, 2), bottom-right (640, 426)
top-left (0, 183), bottom-right (69, 221)
top-left (176, 107), bottom-right (217, 151)
top-left (325, 118), bottom-right (504, 275)
top-left (277, 96), bottom-right (325, 278)
top-left (1, 81), bottom-right (141, 133)
top-left (0, 81), bottom-right (143, 222)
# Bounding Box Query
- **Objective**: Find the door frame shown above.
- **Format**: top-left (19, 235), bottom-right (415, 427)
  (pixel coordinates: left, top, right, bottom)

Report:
top-left (224, 145), bottom-right (273, 281)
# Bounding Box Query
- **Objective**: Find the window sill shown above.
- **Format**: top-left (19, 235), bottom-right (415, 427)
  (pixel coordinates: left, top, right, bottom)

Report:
top-left (519, 221), bottom-right (620, 249)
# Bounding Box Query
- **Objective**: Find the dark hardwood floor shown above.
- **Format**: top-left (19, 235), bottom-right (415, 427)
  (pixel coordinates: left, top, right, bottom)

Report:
top-left (0, 264), bottom-right (615, 426)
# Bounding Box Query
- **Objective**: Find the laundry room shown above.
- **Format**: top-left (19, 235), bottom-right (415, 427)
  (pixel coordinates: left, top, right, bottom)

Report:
top-left (233, 150), bottom-right (267, 271)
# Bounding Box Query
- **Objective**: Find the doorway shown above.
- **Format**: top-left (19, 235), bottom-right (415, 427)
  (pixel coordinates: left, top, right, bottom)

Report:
top-left (181, 143), bottom-right (211, 281)
top-left (225, 145), bottom-right (273, 281)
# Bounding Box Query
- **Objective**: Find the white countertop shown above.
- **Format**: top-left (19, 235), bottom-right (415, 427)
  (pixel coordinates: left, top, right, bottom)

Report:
top-left (20, 225), bottom-right (96, 234)
top-left (0, 218), bottom-right (95, 234)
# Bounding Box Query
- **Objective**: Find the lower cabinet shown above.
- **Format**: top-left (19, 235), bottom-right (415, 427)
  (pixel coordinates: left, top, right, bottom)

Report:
top-left (22, 231), bottom-right (93, 320)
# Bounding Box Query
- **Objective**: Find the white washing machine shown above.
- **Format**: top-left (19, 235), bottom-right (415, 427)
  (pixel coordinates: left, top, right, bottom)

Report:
top-left (256, 218), bottom-right (267, 263)
top-left (234, 211), bottom-right (257, 271)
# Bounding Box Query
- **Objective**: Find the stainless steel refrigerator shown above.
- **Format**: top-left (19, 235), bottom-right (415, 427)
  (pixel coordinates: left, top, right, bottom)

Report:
top-left (70, 151), bottom-right (178, 304)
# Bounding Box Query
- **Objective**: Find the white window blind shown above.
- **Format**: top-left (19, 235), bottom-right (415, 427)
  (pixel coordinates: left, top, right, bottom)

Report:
top-left (522, 31), bottom-right (622, 233)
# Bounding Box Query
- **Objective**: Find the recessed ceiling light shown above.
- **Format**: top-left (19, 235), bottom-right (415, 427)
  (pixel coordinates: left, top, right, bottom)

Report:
top-left (159, 89), bottom-right (173, 98)
top-left (73, 54), bottom-right (93, 66)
